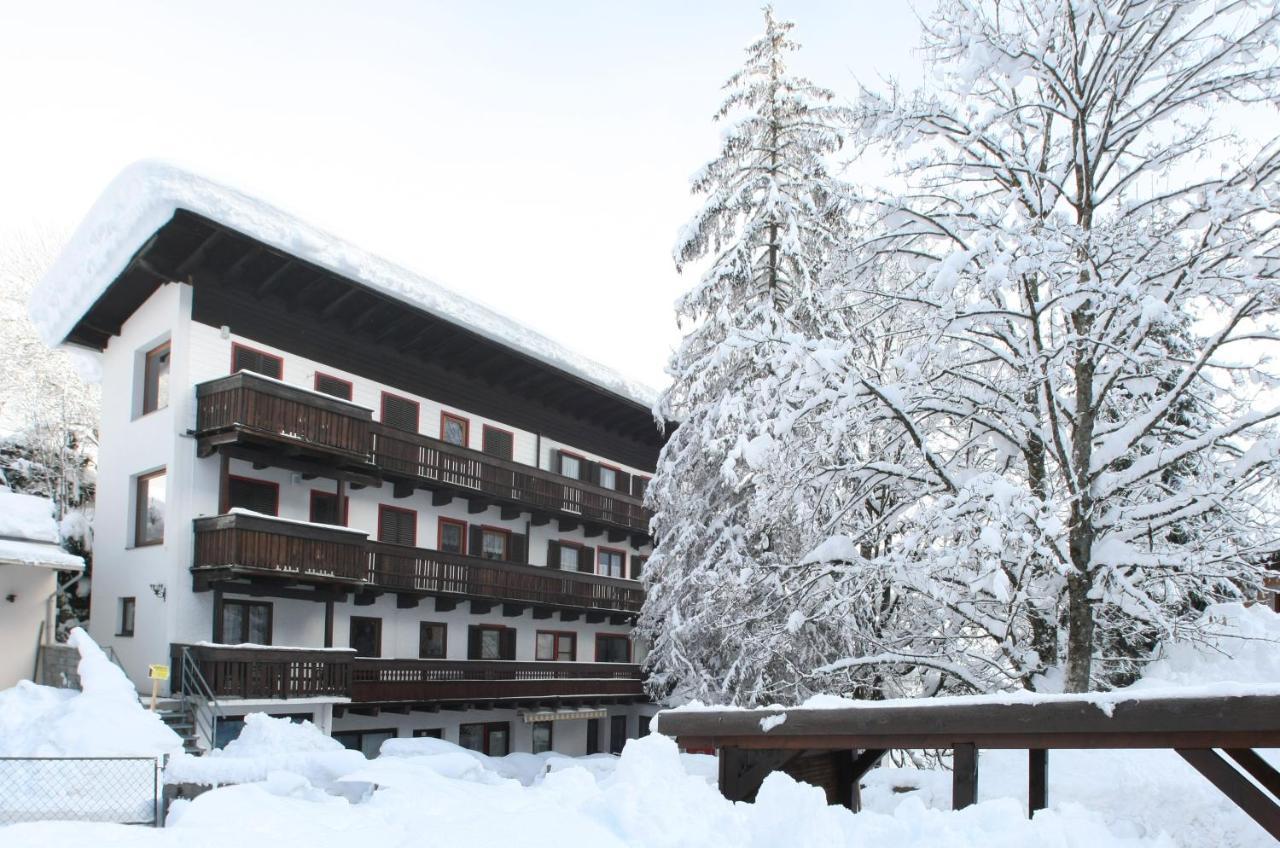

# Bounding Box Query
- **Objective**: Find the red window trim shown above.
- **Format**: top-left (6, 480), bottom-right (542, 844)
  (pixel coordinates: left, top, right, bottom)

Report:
top-left (597, 546), bottom-right (627, 578)
top-left (309, 489), bottom-right (349, 526)
top-left (597, 462), bottom-right (623, 484)
top-left (437, 517), bottom-right (468, 553)
top-left (378, 503), bottom-right (418, 546)
top-left (228, 474), bottom-right (280, 516)
top-left (535, 630), bottom-right (577, 662)
top-left (313, 372), bottom-right (354, 399)
top-left (594, 633), bottom-right (632, 663)
top-left (480, 525), bottom-right (512, 559)
top-left (557, 448), bottom-right (586, 475)
top-left (380, 391), bottom-right (421, 431)
top-left (229, 342), bottom-right (284, 376)
top-left (481, 423), bottom-right (516, 458)
top-left (439, 411), bottom-right (471, 447)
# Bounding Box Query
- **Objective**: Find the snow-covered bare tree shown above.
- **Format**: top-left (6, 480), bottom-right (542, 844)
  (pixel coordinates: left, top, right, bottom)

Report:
top-left (797, 0), bottom-right (1280, 695)
top-left (638, 6), bottom-right (852, 704)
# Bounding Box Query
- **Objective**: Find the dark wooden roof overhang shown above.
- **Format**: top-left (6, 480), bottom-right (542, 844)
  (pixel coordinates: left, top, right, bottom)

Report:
top-left (64, 210), bottom-right (667, 470)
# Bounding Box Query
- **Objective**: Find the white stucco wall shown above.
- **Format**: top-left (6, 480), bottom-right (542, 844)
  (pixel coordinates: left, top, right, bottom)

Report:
top-left (0, 564), bottom-right (57, 688)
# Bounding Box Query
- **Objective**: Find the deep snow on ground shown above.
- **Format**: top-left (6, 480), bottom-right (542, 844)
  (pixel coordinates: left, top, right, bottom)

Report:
top-left (1, 605), bottom-right (1277, 846)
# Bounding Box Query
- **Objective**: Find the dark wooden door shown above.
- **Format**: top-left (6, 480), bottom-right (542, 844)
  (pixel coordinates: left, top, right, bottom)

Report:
top-left (609, 715), bottom-right (627, 754)
top-left (350, 616), bottom-right (382, 657)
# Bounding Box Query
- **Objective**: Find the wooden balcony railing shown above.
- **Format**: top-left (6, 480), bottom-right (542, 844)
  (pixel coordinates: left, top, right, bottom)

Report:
top-left (171, 643), bottom-right (355, 700)
top-left (193, 512), bottom-right (369, 584)
top-left (193, 514), bottom-right (644, 613)
top-left (370, 422), bottom-right (649, 533)
top-left (195, 371), bottom-right (373, 461)
top-left (351, 658), bottom-right (645, 703)
top-left (367, 541), bottom-right (643, 613)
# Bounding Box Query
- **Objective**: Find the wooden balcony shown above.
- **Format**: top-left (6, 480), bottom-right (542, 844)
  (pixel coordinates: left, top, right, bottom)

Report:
top-left (194, 371), bottom-right (376, 473)
top-left (191, 513), bottom-right (644, 615)
top-left (171, 643), bottom-right (355, 700)
top-left (350, 658), bottom-right (645, 704)
top-left (191, 374), bottom-right (652, 538)
top-left (192, 512), bottom-right (369, 589)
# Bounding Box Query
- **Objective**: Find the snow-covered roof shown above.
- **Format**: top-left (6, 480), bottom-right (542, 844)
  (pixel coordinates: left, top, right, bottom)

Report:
top-left (30, 161), bottom-right (659, 409)
top-left (0, 490), bottom-right (84, 570)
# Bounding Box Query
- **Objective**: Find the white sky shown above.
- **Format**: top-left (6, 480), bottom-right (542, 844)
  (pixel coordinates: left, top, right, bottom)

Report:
top-left (0, 1), bottom-right (930, 390)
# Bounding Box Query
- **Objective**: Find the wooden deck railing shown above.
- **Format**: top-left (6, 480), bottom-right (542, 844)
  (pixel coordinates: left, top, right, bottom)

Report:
top-left (351, 658), bottom-right (645, 703)
top-left (195, 371), bottom-right (373, 460)
top-left (369, 422), bottom-right (649, 533)
top-left (368, 540), bottom-right (643, 613)
top-left (171, 643), bottom-right (355, 699)
top-left (193, 512), bottom-right (370, 584)
top-left (193, 514), bottom-right (644, 613)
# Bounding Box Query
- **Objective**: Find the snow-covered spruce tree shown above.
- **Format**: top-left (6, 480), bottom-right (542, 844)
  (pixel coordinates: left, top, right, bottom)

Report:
top-left (798, 0), bottom-right (1280, 695)
top-left (637, 7), bottom-right (851, 705)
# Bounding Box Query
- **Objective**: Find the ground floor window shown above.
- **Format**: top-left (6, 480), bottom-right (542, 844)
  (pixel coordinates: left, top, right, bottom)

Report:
top-left (639, 716), bottom-right (651, 738)
top-left (586, 718), bottom-right (600, 755)
top-left (214, 713), bottom-right (309, 749)
top-left (459, 721), bottom-right (509, 756)
top-left (531, 722), bottom-right (553, 754)
top-left (609, 715), bottom-right (627, 755)
top-left (333, 728), bottom-right (397, 758)
top-left (595, 633), bottom-right (631, 663)
top-left (412, 728), bottom-right (443, 739)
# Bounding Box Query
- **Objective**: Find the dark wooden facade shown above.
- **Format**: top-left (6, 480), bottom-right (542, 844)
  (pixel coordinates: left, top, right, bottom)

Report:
top-left (194, 371), bottom-right (651, 539)
top-left (172, 643), bottom-right (355, 699)
top-left (192, 511), bottom-right (644, 616)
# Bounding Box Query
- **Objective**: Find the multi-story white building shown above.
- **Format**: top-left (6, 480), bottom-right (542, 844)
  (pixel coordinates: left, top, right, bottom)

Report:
top-left (32, 163), bottom-right (664, 757)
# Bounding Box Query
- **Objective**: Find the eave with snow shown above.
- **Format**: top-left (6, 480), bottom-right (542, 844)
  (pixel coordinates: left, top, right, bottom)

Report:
top-left (33, 163), bottom-right (663, 469)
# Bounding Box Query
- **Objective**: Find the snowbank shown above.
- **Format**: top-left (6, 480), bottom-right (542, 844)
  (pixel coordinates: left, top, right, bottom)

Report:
top-left (30, 160), bottom-right (658, 409)
top-left (0, 628), bottom-right (181, 757)
top-left (165, 714), bottom-right (365, 788)
top-left (0, 489), bottom-right (84, 568)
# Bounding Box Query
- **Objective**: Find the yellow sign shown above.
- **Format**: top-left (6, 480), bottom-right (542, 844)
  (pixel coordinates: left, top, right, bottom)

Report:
top-left (148, 664), bottom-right (170, 680)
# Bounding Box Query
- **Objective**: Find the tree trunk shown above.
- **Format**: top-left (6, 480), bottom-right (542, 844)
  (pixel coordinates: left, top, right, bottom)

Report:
top-left (1064, 570), bottom-right (1094, 692)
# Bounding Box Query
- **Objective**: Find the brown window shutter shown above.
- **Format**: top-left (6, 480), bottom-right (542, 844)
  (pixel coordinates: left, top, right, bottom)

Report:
top-left (546, 541), bottom-right (561, 569)
top-left (615, 470), bottom-right (632, 494)
top-left (315, 374), bottom-right (352, 400)
top-left (552, 449), bottom-right (564, 474)
top-left (509, 532), bottom-right (528, 563)
top-left (500, 628), bottom-right (516, 660)
top-left (482, 427), bottom-right (514, 461)
top-left (468, 526), bottom-right (484, 557)
top-left (581, 460), bottom-right (599, 484)
top-left (579, 545), bottom-right (596, 573)
top-left (381, 394), bottom-right (420, 432)
top-left (467, 626), bottom-right (482, 660)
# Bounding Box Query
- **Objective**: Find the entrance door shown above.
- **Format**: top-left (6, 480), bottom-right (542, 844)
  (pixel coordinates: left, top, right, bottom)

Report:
top-left (349, 616), bottom-right (382, 657)
top-left (609, 715), bottom-right (627, 754)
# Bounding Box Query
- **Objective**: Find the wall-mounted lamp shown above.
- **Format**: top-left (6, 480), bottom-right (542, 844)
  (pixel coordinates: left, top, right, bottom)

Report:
top-left (220, 325), bottom-right (231, 340)
top-left (149, 583), bottom-right (167, 601)
top-left (5, 593), bottom-right (15, 603)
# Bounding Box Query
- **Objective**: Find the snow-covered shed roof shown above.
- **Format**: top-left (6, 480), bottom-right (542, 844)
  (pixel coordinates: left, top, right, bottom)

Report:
top-left (29, 161), bottom-right (659, 410)
top-left (0, 490), bottom-right (84, 570)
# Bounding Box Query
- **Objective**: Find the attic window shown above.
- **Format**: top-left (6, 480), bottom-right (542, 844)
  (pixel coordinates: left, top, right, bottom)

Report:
top-left (314, 373), bottom-right (353, 400)
top-left (381, 392), bottom-right (420, 432)
top-left (231, 343), bottom-right (283, 379)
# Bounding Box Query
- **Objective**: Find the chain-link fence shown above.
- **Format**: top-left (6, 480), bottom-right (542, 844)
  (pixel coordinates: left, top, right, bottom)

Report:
top-left (0, 757), bottom-right (163, 826)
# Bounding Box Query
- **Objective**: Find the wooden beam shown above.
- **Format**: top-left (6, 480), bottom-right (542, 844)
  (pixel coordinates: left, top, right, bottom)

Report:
top-left (469, 600), bottom-right (495, 615)
top-left (467, 498), bottom-right (490, 514)
top-left (558, 518), bottom-right (580, 533)
top-left (500, 505), bottom-right (523, 521)
top-left (396, 594), bottom-right (421, 609)
top-left (952, 743), bottom-right (978, 810)
top-left (431, 491), bottom-right (454, 507)
top-left (606, 528), bottom-right (627, 543)
top-left (254, 259), bottom-right (296, 298)
top-left (1225, 748), bottom-right (1280, 798)
top-left (501, 604), bottom-right (525, 618)
top-left (393, 482), bottom-right (415, 499)
top-left (435, 598), bottom-right (459, 613)
top-left (559, 610), bottom-right (580, 623)
top-left (718, 748), bottom-right (804, 802)
top-left (532, 607), bottom-right (553, 620)
top-left (1178, 748), bottom-right (1280, 840)
top-left (324, 600), bottom-right (334, 648)
top-left (847, 748), bottom-right (887, 813)
top-left (585, 612), bottom-right (607, 624)
top-left (320, 288), bottom-right (362, 319)
top-left (1029, 749), bottom-right (1048, 817)
top-left (530, 512), bottom-right (551, 527)
top-left (583, 523), bottom-right (603, 539)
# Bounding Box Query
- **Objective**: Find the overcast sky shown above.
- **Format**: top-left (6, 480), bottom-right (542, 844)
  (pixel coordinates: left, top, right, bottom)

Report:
top-left (0, 1), bottom-right (931, 390)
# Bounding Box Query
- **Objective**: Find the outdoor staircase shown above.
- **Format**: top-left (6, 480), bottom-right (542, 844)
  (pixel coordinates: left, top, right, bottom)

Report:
top-left (154, 698), bottom-right (203, 755)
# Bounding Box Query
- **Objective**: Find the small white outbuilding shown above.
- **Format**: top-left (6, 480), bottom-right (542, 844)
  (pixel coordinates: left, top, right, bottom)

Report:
top-left (0, 488), bottom-right (84, 688)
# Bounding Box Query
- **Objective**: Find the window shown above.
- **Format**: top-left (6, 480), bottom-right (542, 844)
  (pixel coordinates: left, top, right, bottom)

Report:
top-left (309, 490), bottom-right (348, 525)
top-left (596, 634), bottom-right (631, 663)
top-left (531, 722), bottom-right (553, 754)
top-left (413, 728), bottom-right (443, 739)
top-left (610, 715), bottom-right (627, 755)
top-left (459, 722), bottom-right (510, 756)
top-left (117, 597), bottom-right (136, 637)
top-left (468, 625), bottom-right (515, 660)
top-left (228, 476), bottom-right (279, 516)
top-left (314, 373), bottom-right (353, 400)
top-left (419, 622), bottom-right (447, 658)
top-left (598, 465), bottom-right (617, 490)
top-left (134, 469), bottom-right (166, 546)
top-left (630, 555), bottom-right (647, 580)
top-left (639, 716), bottom-right (651, 738)
top-left (558, 452), bottom-right (581, 480)
top-left (220, 599), bottom-right (272, 644)
top-left (481, 527), bottom-right (509, 561)
top-left (378, 505), bottom-right (417, 546)
top-left (586, 718), bottom-right (600, 755)
top-left (231, 343), bottom-right (283, 379)
top-left (440, 413), bottom-right (469, 448)
top-left (437, 518), bottom-right (466, 554)
top-left (350, 616), bottom-right (382, 657)
top-left (535, 631), bottom-right (576, 662)
top-left (333, 729), bottom-right (396, 758)
top-left (481, 425), bottom-right (514, 460)
top-left (381, 392), bottom-right (420, 432)
top-left (598, 548), bottom-right (626, 579)
top-left (632, 476), bottom-right (651, 498)
top-left (141, 341), bottom-right (170, 415)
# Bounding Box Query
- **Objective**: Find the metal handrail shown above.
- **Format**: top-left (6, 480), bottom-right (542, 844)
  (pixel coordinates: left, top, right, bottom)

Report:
top-left (179, 647), bottom-right (225, 751)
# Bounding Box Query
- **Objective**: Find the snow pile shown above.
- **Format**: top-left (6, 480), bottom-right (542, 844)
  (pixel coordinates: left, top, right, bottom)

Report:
top-left (0, 628), bottom-right (180, 757)
top-left (165, 713), bottom-right (365, 788)
top-left (30, 161), bottom-right (658, 408)
top-left (0, 489), bottom-right (83, 568)
top-left (1131, 602), bottom-right (1280, 692)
